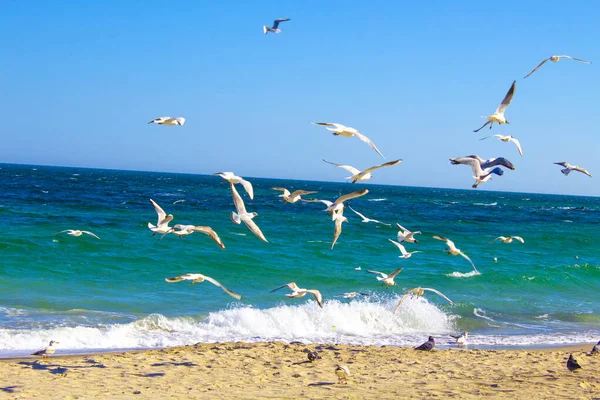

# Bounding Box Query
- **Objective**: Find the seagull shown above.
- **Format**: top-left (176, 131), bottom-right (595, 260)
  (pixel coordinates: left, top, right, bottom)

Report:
top-left (554, 162), bottom-right (592, 178)
top-left (347, 205), bottom-right (391, 226)
top-left (366, 268), bottom-right (403, 289)
top-left (304, 189), bottom-right (369, 220)
top-left (32, 340), bottom-right (59, 361)
top-left (388, 239), bottom-right (422, 259)
top-left (312, 122), bottom-right (385, 158)
top-left (567, 354), bottom-right (582, 371)
top-left (230, 182), bottom-right (268, 242)
top-left (524, 55), bottom-right (591, 79)
top-left (480, 134), bottom-right (523, 156)
top-left (433, 235), bottom-right (478, 273)
top-left (323, 159), bottom-right (402, 183)
top-left (270, 282), bottom-right (323, 308)
top-left (394, 287), bottom-right (454, 312)
top-left (148, 198), bottom-right (174, 235)
top-left (335, 364), bottom-right (351, 384)
top-left (396, 223), bottom-right (421, 243)
top-left (449, 331), bottom-right (469, 346)
top-left (214, 172), bottom-right (254, 199)
top-left (335, 292), bottom-right (370, 299)
top-left (171, 224), bottom-right (225, 249)
top-left (263, 18), bottom-right (290, 35)
top-left (331, 210), bottom-right (348, 250)
top-left (450, 155), bottom-right (515, 188)
top-left (148, 116), bottom-right (185, 126)
top-left (589, 340), bottom-right (600, 356)
top-left (55, 230), bottom-right (100, 240)
top-left (165, 273), bottom-right (242, 300)
top-left (474, 81), bottom-right (516, 132)
top-left (272, 187), bottom-right (316, 203)
top-left (489, 236), bottom-right (524, 244)
top-left (415, 336), bottom-right (435, 351)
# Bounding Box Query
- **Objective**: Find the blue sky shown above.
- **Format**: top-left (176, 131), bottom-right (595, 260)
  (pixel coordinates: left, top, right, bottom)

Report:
top-left (0, 1), bottom-right (598, 196)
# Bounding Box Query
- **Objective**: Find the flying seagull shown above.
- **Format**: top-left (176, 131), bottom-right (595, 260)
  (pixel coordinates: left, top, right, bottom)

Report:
top-left (474, 81), bottom-right (516, 132)
top-left (415, 336), bottom-right (435, 351)
top-left (323, 159), bottom-right (402, 183)
top-left (480, 134), bottom-right (523, 156)
top-left (270, 282), bottom-right (323, 308)
top-left (366, 268), bottom-right (403, 289)
top-left (272, 187), bottom-right (316, 203)
top-left (524, 55), bottom-right (591, 79)
top-left (312, 122), bottom-right (385, 158)
top-left (214, 172), bottom-right (254, 199)
top-left (388, 239), bottom-right (422, 259)
top-left (450, 155), bottom-right (515, 188)
top-left (395, 287), bottom-right (454, 312)
top-left (450, 331), bottom-right (469, 346)
top-left (566, 354), bottom-right (582, 371)
top-left (148, 116), bottom-right (185, 126)
top-left (55, 229), bottom-right (100, 240)
top-left (263, 18), bottom-right (290, 35)
top-left (165, 273), bottom-right (242, 300)
top-left (347, 205), bottom-right (391, 226)
top-left (148, 198), bottom-right (174, 235)
top-left (230, 182), bottom-right (268, 242)
top-left (554, 162), bottom-right (592, 178)
top-left (335, 292), bottom-right (370, 299)
top-left (304, 189), bottom-right (369, 220)
top-left (335, 364), bottom-right (351, 384)
top-left (433, 235), bottom-right (478, 273)
top-left (171, 224), bottom-right (225, 249)
top-left (489, 236), bottom-right (524, 244)
top-left (32, 340), bottom-right (59, 361)
top-left (396, 223), bottom-right (421, 243)
top-left (331, 210), bottom-right (348, 250)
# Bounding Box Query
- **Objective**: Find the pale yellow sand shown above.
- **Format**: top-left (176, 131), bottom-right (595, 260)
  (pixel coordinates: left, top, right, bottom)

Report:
top-left (1, 342), bottom-right (599, 399)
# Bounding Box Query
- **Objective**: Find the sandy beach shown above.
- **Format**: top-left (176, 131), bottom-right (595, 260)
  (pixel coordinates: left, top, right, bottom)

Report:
top-left (1, 342), bottom-right (598, 399)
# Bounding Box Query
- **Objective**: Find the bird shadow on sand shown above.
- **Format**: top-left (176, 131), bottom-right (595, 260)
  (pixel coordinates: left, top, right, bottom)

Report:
top-left (291, 360), bottom-right (312, 365)
top-left (1, 386), bottom-right (19, 393)
top-left (133, 372), bottom-right (166, 378)
top-left (18, 360), bottom-right (105, 374)
top-left (151, 361), bottom-right (198, 367)
top-left (308, 382), bottom-right (336, 387)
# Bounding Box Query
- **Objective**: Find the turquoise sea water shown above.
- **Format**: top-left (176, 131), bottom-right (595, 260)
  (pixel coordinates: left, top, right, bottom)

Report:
top-left (0, 163), bottom-right (598, 356)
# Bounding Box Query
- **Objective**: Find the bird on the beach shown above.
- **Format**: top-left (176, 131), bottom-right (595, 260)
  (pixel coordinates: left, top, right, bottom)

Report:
top-left (396, 223), bottom-right (421, 243)
top-left (331, 210), bottom-right (348, 250)
top-left (148, 116), bottom-right (185, 126)
top-left (55, 229), bottom-right (100, 240)
top-left (346, 205), bottom-right (390, 226)
top-left (554, 162), bottom-right (592, 178)
top-left (270, 282), bottom-right (323, 308)
top-left (148, 198), bottom-right (174, 236)
top-left (272, 187), bottom-right (316, 203)
top-left (323, 159), bottom-right (403, 184)
top-left (474, 81), bottom-right (516, 132)
top-left (214, 172), bottom-right (254, 199)
top-left (394, 287), bottom-right (454, 312)
top-left (489, 236), bottom-right (524, 244)
top-left (480, 134), bottom-right (523, 156)
top-left (524, 55), bottom-right (591, 79)
top-left (263, 18), bottom-right (290, 35)
top-left (388, 239), bottom-right (422, 259)
top-left (165, 273), bottom-right (242, 300)
top-left (335, 292), bottom-right (370, 299)
top-left (229, 182), bottom-right (268, 242)
top-left (312, 122), bottom-right (385, 158)
top-left (170, 224), bottom-right (225, 250)
top-left (433, 235), bottom-right (478, 273)
top-left (450, 331), bottom-right (469, 346)
top-left (415, 336), bottom-right (435, 351)
top-left (450, 155), bottom-right (515, 189)
top-left (306, 349), bottom-right (321, 362)
top-left (335, 364), bottom-right (351, 384)
top-left (32, 340), bottom-right (59, 361)
top-left (589, 341), bottom-right (600, 356)
top-left (566, 354), bottom-right (582, 371)
top-left (366, 268), bottom-right (403, 289)
top-left (304, 189), bottom-right (369, 220)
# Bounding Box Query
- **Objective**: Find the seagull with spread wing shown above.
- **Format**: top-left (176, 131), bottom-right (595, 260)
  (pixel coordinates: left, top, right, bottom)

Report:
top-left (554, 162), bottom-right (592, 178)
top-left (347, 205), bottom-right (390, 226)
top-left (450, 155), bottom-right (515, 188)
top-left (312, 122), bottom-right (385, 158)
top-left (272, 187), bottom-right (316, 203)
top-left (148, 116), bottom-right (185, 126)
top-left (331, 210), bottom-right (348, 250)
top-left (170, 224), bottom-right (225, 249)
top-left (147, 198), bottom-right (174, 235)
top-left (524, 55), bottom-right (591, 79)
top-left (396, 223), bottom-right (421, 243)
top-left (229, 182), bottom-right (268, 242)
top-left (165, 273), bottom-right (242, 300)
top-left (270, 282), bottom-right (323, 308)
top-left (263, 18), bottom-right (291, 35)
top-left (55, 229), bottom-right (100, 240)
top-left (489, 236), bottom-right (524, 244)
top-left (474, 81), bottom-right (516, 132)
top-left (214, 172), bottom-right (254, 199)
top-left (323, 159), bottom-right (402, 183)
top-left (304, 189), bottom-right (369, 220)
top-left (394, 287), bottom-right (454, 312)
top-left (480, 134), bottom-right (523, 156)
top-left (433, 235), bottom-right (478, 273)
top-left (388, 239), bottom-right (422, 259)
top-left (366, 268), bottom-right (403, 289)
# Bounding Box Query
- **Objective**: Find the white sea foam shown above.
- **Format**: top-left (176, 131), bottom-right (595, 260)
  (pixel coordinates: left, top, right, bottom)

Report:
top-left (368, 198), bottom-right (387, 202)
top-left (473, 202), bottom-right (497, 207)
top-left (447, 271), bottom-right (480, 278)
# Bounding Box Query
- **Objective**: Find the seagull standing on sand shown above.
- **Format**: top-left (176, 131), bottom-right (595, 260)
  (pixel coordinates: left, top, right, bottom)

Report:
top-left (263, 18), bottom-right (290, 35)
top-left (148, 198), bottom-right (174, 236)
top-left (589, 341), bottom-right (600, 356)
top-left (567, 354), bottom-right (582, 371)
top-left (148, 117), bottom-right (185, 126)
top-left (323, 159), bottom-right (403, 183)
top-left (214, 172), bottom-right (254, 199)
top-left (524, 55), bottom-right (591, 79)
top-left (270, 282), bottom-right (323, 308)
top-left (394, 287), bottom-right (454, 312)
top-left (171, 224), bottom-right (225, 249)
top-left (331, 210), bottom-right (348, 250)
top-left (312, 122), bottom-right (385, 158)
top-left (489, 236), bottom-right (524, 244)
top-left (474, 81), bottom-right (516, 132)
top-left (433, 235), bottom-right (478, 273)
top-left (348, 206), bottom-right (391, 226)
top-left (480, 134), bottom-right (523, 156)
top-left (229, 183), bottom-right (268, 242)
top-left (32, 340), bottom-right (59, 361)
top-left (366, 268), bottom-right (403, 289)
top-left (388, 239), bottom-right (422, 259)
top-left (165, 273), bottom-right (242, 300)
top-left (450, 155), bottom-right (515, 189)
top-left (272, 188), bottom-right (316, 203)
top-left (415, 336), bottom-right (435, 351)
top-left (554, 162), bottom-right (592, 178)
top-left (335, 364), bottom-right (351, 384)
top-left (396, 223), bottom-right (421, 243)
top-left (55, 229), bottom-right (100, 240)
top-left (450, 331), bottom-right (469, 346)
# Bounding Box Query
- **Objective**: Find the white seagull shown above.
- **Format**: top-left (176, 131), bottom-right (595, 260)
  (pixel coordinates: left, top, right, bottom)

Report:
top-left (230, 182), bottom-right (268, 242)
top-left (323, 159), bottom-right (403, 183)
top-left (449, 331), bottom-right (469, 346)
top-left (148, 198), bottom-right (174, 235)
top-left (214, 172), bottom-right (254, 199)
top-left (554, 162), bottom-right (592, 178)
top-left (524, 55), bottom-right (591, 79)
top-left (148, 116), bottom-right (185, 126)
top-left (171, 224), bottom-right (225, 249)
top-left (304, 189), bottom-right (369, 220)
top-left (272, 187), bottom-right (316, 203)
top-left (165, 273), bottom-right (242, 300)
top-left (394, 287), bottom-right (454, 312)
top-left (335, 292), bottom-right (370, 299)
top-left (450, 155), bottom-right (515, 188)
top-left (396, 223), bottom-right (421, 243)
top-left (31, 340), bottom-right (59, 361)
top-left (55, 229), bottom-right (100, 240)
top-left (347, 205), bottom-right (391, 226)
top-left (433, 235), bottom-right (478, 273)
top-left (489, 236), bottom-right (524, 244)
top-left (263, 18), bottom-right (290, 35)
top-left (312, 122), bottom-right (385, 158)
top-left (366, 268), bottom-right (403, 289)
top-left (331, 210), bottom-right (348, 250)
top-left (335, 364), bottom-right (351, 384)
top-left (474, 81), bottom-right (516, 132)
top-left (480, 134), bottom-right (523, 156)
top-left (270, 282), bottom-right (323, 308)
top-left (388, 239), bottom-right (422, 259)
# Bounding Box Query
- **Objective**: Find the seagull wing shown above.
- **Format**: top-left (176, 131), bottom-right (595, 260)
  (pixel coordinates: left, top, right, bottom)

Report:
top-left (271, 282), bottom-right (299, 293)
top-left (422, 288), bottom-right (454, 305)
top-left (571, 57), bottom-right (591, 63)
top-left (203, 275), bottom-right (242, 300)
top-left (449, 157), bottom-right (485, 177)
top-left (511, 236), bottom-right (525, 243)
top-left (388, 268), bottom-right (404, 279)
top-left (479, 134), bottom-right (503, 141)
top-left (239, 178), bottom-right (254, 199)
top-left (481, 157), bottom-right (515, 170)
top-left (272, 18), bottom-right (290, 29)
top-left (495, 81), bottom-right (516, 115)
top-left (353, 131), bottom-right (385, 158)
top-left (55, 229), bottom-right (74, 235)
top-left (290, 190), bottom-right (316, 197)
top-left (311, 122), bottom-right (336, 127)
top-left (173, 117), bottom-right (185, 126)
top-left (509, 137), bottom-right (523, 156)
top-left (243, 218), bottom-right (268, 242)
top-left (347, 205), bottom-right (367, 220)
top-left (488, 236), bottom-right (505, 244)
top-left (573, 166), bottom-right (592, 177)
top-left (149, 198), bottom-right (167, 224)
top-left (335, 189), bottom-right (369, 204)
top-left (388, 239), bottom-right (408, 255)
top-left (366, 270), bottom-right (386, 278)
top-left (165, 274), bottom-right (189, 283)
top-left (394, 290), bottom-right (413, 313)
top-left (524, 58), bottom-right (550, 79)
top-left (361, 159), bottom-right (403, 175)
top-left (81, 231), bottom-right (101, 240)
top-left (554, 162), bottom-right (569, 168)
top-left (193, 226), bottom-right (226, 250)
top-left (433, 235), bottom-right (448, 242)
top-left (306, 289), bottom-right (323, 308)
top-left (459, 252), bottom-right (478, 273)
top-left (230, 183), bottom-right (248, 214)
top-left (322, 159), bottom-right (361, 175)
top-left (331, 214), bottom-right (345, 250)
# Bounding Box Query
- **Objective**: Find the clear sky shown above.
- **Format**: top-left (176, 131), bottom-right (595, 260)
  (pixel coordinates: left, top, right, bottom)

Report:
top-left (1, 1), bottom-right (598, 196)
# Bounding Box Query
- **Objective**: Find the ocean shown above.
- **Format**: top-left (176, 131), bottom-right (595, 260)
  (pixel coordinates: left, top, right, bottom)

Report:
top-left (0, 163), bottom-right (598, 357)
